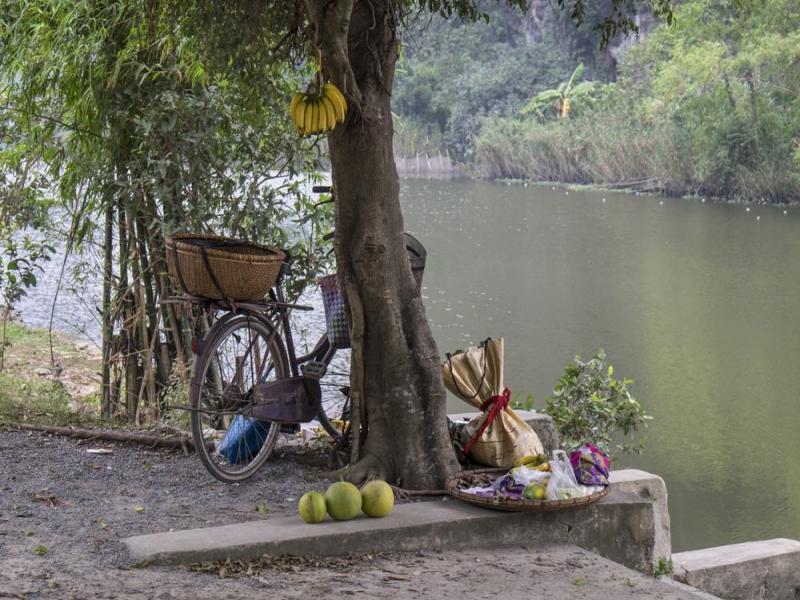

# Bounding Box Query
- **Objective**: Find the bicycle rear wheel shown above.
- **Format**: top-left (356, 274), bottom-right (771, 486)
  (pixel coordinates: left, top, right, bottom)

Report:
top-left (190, 313), bottom-right (289, 483)
top-left (315, 339), bottom-right (350, 438)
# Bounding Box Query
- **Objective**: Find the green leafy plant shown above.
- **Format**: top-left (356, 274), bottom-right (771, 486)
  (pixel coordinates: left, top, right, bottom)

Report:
top-left (545, 349), bottom-right (651, 457)
top-left (0, 236), bottom-right (53, 371)
top-left (653, 556), bottom-right (673, 578)
top-left (510, 391), bottom-right (535, 411)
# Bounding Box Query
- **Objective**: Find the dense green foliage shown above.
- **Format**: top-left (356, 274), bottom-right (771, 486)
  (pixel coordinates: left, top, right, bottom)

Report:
top-left (0, 130), bottom-right (54, 370)
top-left (475, 0), bottom-right (800, 203)
top-left (546, 350), bottom-right (650, 456)
top-left (0, 0), bottom-right (331, 419)
top-left (393, 3), bottom-right (625, 159)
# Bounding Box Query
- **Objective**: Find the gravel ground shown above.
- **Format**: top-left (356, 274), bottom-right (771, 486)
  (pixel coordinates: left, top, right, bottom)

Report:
top-left (0, 430), bottom-right (699, 599)
top-left (0, 428), bottom-right (334, 598)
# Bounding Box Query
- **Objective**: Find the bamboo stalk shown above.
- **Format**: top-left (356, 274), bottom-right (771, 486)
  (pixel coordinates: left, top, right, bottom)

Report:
top-left (101, 199), bottom-right (114, 418)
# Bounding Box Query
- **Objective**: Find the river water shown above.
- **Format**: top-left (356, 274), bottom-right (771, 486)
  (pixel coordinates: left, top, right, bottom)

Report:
top-left (17, 178), bottom-right (800, 552)
top-left (401, 179), bottom-right (800, 552)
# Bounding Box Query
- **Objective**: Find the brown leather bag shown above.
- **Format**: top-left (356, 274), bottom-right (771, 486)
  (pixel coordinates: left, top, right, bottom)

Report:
top-left (247, 377), bottom-right (321, 423)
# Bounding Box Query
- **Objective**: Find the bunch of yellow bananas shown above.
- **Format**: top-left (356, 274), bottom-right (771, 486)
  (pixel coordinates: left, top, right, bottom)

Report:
top-left (513, 453), bottom-right (550, 469)
top-left (289, 83), bottom-right (347, 136)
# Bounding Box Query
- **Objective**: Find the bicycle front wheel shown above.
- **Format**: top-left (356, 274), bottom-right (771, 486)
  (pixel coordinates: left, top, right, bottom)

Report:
top-left (190, 313), bottom-right (289, 483)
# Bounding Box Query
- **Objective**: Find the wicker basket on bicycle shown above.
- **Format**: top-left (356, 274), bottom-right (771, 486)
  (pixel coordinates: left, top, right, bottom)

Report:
top-left (165, 233), bottom-right (285, 301)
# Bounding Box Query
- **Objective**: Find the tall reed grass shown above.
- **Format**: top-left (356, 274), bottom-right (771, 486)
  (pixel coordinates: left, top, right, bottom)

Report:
top-left (474, 114), bottom-right (800, 204)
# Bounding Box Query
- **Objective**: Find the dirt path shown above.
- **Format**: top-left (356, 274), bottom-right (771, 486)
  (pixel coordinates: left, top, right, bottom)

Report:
top-left (1, 430), bottom-right (698, 599)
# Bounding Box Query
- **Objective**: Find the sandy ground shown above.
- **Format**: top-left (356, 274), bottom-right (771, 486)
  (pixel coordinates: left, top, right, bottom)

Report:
top-left (0, 430), bottom-right (699, 599)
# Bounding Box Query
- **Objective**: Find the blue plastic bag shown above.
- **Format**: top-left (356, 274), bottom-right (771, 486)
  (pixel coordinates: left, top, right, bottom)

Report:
top-left (218, 415), bottom-right (271, 464)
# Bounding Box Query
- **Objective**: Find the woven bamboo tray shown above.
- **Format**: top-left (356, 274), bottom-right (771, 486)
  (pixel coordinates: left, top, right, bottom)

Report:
top-left (446, 468), bottom-right (609, 512)
top-left (165, 233), bottom-right (285, 301)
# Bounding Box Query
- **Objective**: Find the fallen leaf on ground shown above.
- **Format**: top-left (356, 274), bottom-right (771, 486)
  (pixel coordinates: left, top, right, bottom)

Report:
top-left (255, 504), bottom-right (269, 516)
top-left (134, 506), bottom-right (145, 513)
top-left (33, 544), bottom-right (48, 556)
top-left (32, 491), bottom-right (58, 507)
top-left (573, 577), bottom-right (587, 586)
top-left (86, 448), bottom-right (113, 455)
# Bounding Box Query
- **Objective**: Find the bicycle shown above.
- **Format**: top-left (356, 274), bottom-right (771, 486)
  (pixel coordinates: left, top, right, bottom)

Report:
top-left (166, 186), bottom-right (426, 483)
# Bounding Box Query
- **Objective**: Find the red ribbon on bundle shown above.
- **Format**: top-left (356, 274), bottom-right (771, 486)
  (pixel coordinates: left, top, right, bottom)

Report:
top-left (463, 387), bottom-right (511, 456)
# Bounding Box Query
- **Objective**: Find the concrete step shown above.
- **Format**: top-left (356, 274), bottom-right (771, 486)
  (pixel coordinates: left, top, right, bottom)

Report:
top-left (123, 469), bottom-right (666, 574)
top-left (673, 538), bottom-right (800, 600)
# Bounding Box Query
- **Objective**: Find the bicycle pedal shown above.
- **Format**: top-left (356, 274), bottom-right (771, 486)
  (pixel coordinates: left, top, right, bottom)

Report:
top-left (302, 361), bottom-right (327, 380)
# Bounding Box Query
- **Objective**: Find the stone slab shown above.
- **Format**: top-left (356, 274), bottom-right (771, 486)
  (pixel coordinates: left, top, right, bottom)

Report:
top-left (449, 410), bottom-right (559, 453)
top-left (659, 578), bottom-right (724, 599)
top-left (124, 470), bottom-right (663, 573)
top-left (609, 468), bottom-right (671, 564)
top-left (673, 538), bottom-right (800, 600)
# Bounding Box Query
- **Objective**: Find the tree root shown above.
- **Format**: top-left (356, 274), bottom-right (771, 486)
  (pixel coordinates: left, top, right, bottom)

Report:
top-left (326, 453), bottom-right (450, 501)
top-left (335, 452), bottom-right (389, 486)
top-left (389, 486), bottom-right (448, 501)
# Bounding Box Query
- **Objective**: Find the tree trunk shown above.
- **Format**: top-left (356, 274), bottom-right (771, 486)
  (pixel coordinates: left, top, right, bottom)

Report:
top-left (313, 0), bottom-right (459, 488)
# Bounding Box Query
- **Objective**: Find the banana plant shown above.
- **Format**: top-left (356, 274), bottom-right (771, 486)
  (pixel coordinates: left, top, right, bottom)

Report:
top-left (521, 63), bottom-right (598, 120)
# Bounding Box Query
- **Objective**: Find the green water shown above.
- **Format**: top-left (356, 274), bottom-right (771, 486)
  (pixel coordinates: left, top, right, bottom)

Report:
top-left (401, 178), bottom-right (800, 552)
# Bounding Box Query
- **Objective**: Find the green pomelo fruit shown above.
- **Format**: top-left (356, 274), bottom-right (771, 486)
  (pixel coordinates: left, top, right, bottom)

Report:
top-left (325, 482), bottom-right (362, 521)
top-left (298, 491), bottom-right (327, 524)
top-left (360, 480), bottom-right (395, 518)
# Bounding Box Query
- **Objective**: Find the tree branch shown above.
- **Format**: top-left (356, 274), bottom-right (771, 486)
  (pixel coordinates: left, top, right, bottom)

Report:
top-left (303, 0), bottom-right (363, 108)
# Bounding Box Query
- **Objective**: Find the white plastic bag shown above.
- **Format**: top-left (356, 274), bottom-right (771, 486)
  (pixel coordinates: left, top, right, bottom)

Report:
top-left (545, 450), bottom-right (583, 501)
top-left (507, 465), bottom-right (551, 487)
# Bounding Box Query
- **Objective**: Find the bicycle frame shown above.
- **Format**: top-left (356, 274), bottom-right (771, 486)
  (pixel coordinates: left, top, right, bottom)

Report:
top-left (263, 264), bottom-right (335, 379)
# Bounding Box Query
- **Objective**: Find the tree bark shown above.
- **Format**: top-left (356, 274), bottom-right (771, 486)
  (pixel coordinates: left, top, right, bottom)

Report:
top-left (311, 0), bottom-right (459, 488)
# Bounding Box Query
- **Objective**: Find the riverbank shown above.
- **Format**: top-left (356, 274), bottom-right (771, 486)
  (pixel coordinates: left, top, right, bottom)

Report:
top-left (473, 116), bottom-right (800, 206)
top-left (480, 178), bottom-right (800, 208)
top-left (466, 0), bottom-right (800, 207)
top-left (0, 320), bottom-right (102, 427)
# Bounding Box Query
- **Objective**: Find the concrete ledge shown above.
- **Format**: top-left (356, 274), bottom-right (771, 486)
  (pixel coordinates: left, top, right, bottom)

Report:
top-left (449, 410), bottom-right (559, 453)
top-left (609, 468), bottom-right (671, 563)
top-left (659, 578), bottom-right (723, 599)
top-left (124, 469), bottom-right (663, 573)
top-left (673, 538), bottom-right (800, 600)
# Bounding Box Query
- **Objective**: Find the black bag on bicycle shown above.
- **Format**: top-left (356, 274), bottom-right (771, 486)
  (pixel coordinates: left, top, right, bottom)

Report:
top-left (248, 376), bottom-right (322, 423)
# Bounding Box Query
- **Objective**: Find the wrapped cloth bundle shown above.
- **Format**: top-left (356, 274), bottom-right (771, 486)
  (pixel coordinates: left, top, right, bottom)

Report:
top-left (443, 338), bottom-right (543, 468)
top-left (569, 443), bottom-right (611, 486)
